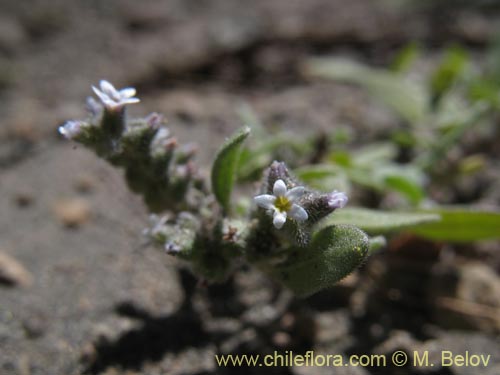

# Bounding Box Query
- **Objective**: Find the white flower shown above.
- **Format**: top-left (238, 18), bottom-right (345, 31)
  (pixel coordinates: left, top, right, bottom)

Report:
top-left (58, 120), bottom-right (85, 139)
top-left (327, 191), bottom-right (348, 209)
top-left (92, 80), bottom-right (140, 110)
top-left (254, 179), bottom-right (308, 229)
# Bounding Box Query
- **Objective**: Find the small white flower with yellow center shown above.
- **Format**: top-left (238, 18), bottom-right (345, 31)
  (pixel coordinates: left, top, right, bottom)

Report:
top-left (254, 179), bottom-right (308, 229)
top-left (92, 80), bottom-right (140, 110)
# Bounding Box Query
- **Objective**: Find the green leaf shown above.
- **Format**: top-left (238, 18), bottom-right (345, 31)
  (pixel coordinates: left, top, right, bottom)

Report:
top-left (351, 142), bottom-right (397, 166)
top-left (211, 127), bottom-right (250, 213)
top-left (237, 132), bottom-right (311, 181)
top-left (272, 225), bottom-right (369, 297)
top-left (384, 174), bottom-right (424, 205)
top-left (345, 169), bottom-right (384, 191)
top-left (295, 164), bottom-right (342, 181)
top-left (304, 57), bottom-right (429, 124)
top-left (391, 42), bottom-right (421, 73)
top-left (411, 208), bottom-right (500, 242)
top-left (325, 208), bottom-right (440, 234)
top-left (295, 165), bottom-right (350, 191)
top-left (431, 46), bottom-right (468, 101)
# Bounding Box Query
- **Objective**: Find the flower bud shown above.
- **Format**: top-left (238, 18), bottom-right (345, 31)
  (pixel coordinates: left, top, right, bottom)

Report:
top-left (327, 191), bottom-right (348, 209)
top-left (58, 120), bottom-right (87, 139)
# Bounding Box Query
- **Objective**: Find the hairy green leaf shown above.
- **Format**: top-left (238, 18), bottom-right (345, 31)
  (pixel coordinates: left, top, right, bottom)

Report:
top-left (325, 208), bottom-right (440, 234)
top-left (272, 225), bottom-right (369, 296)
top-left (411, 208), bottom-right (500, 242)
top-left (384, 175), bottom-right (424, 205)
top-left (211, 127), bottom-right (250, 213)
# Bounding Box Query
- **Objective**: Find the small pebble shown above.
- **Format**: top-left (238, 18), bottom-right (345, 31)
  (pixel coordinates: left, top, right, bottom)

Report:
top-left (22, 313), bottom-right (48, 339)
top-left (53, 198), bottom-right (91, 228)
top-left (15, 192), bottom-right (34, 208)
top-left (74, 174), bottom-right (95, 193)
top-left (0, 250), bottom-right (33, 287)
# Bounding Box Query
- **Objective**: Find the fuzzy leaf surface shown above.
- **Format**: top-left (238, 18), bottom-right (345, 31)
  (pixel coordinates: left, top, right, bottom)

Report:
top-left (211, 127), bottom-right (250, 213)
top-left (325, 208), bottom-right (440, 234)
top-left (272, 224), bottom-right (369, 297)
top-left (410, 208), bottom-right (500, 242)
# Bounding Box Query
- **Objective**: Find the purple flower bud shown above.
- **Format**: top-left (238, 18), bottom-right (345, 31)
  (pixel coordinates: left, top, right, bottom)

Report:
top-left (266, 161), bottom-right (297, 194)
top-left (327, 191), bottom-right (348, 209)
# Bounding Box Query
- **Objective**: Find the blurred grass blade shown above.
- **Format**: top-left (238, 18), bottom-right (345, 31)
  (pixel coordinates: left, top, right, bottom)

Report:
top-left (295, 165), bottom-right (350, 191)
top-left (211, 126), bottom-right (250, 213)
top-left (295, 164), bottom-right (343, 181)
top-left (352, 142), bottom-right (397, 166)
top-left (384, 175), bottom-right (425, 205)
top-left (391, 42), bottom-right (421, 73)
top-left (325, 208), bottom-right (440, 234)
top-left (411, 208), bottom-right (500, 242)
top-left (304, 57), bottom-right (429, 124)
top-left (431, 46), bottom-right (468, 103)
top-left (237, 104), bottom-right (265, 137)
top-left (237, 135), bottom-right (311, 181)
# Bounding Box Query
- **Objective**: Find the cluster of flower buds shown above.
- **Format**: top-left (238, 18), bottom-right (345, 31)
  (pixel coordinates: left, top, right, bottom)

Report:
top-left (59, 80), bottom-right (203, 213)
top-left (250, 161), bottom-right (348, 248)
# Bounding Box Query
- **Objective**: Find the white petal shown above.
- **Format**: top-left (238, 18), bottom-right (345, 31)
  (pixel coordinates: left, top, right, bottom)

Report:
top-left (273, 211), bottom-right (287, 229)
top-left (286, 186), bottom-right (305, 202)
top-left (58, 125), bottom-right (71, 137)
top-left (122, 97), bottom-right (140, 104)
top-left (119, 87), bottom-right (137, 98)
top-left (289, 204), bottom-right (308, 222)
top-left (254, 194), bottom-right (276, 210)
top-left (102, 97), bottom-right (119, 108)
top-left (100, 80), bottom-right (118, 97)
top-left (92, 86), bottom-right (111, 104)
top-left (86, 96), bottom-right (102, 116)
top-left (273, 179), bottom-right (287, 197)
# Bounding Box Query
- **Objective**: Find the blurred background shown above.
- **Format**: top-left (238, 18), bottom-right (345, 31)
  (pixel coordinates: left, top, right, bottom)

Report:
top-left (1, 0), bottom-right (499, 374)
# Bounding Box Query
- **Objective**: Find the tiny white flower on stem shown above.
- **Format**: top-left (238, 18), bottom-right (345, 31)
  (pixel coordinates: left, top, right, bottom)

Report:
top-left (58, 120), bottom-right (85, 139)
top-left (92, 80), bottom-right (140, 110)
top-left (254, 179), bottom-right (308, 229)
top-left (327, 191), bottom-right (348, 209)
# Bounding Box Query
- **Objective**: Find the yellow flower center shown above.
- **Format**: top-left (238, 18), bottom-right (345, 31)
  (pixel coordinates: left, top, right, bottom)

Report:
top-left (274, 196), bottom-right (292, 212)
